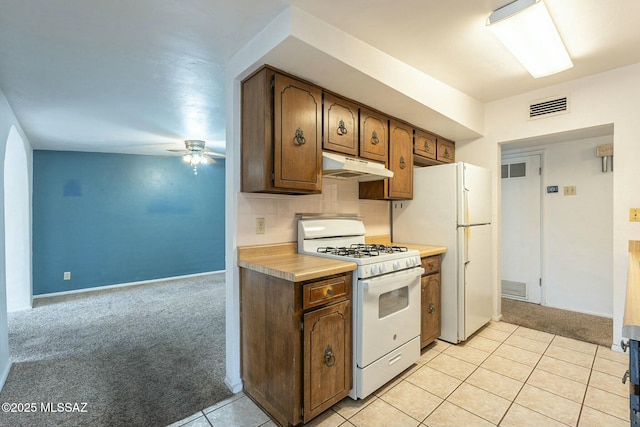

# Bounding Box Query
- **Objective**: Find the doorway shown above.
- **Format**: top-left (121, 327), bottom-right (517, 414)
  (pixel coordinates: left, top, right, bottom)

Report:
top-left (501, 153), bottom-right (542, 304)
top-left (4, 125), bottom-right (31, 312)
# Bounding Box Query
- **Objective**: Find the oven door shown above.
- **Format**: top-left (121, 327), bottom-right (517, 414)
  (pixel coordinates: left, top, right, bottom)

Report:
top-left (356, 266), bottom-right (423, 367)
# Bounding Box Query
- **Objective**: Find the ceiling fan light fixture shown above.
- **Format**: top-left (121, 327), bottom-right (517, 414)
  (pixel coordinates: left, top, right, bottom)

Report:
top-left (182, 140), bottom-right (209, 175)
top-left (487, 0), bottom-right (573, 78)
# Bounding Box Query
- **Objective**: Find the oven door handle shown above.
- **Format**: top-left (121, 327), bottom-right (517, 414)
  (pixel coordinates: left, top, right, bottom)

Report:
top-left (361, 267), bottom-right (424, 289)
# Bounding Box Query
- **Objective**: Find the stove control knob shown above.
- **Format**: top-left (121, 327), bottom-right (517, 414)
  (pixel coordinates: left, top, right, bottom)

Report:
top-left (406, 259), bottom-right (412, 268)
top-left (393, 261), bottom-right (400, 270)
top-left (379, 263), bottom-right (386, 273)
top-left (371, 265), bottom-right (378, 275)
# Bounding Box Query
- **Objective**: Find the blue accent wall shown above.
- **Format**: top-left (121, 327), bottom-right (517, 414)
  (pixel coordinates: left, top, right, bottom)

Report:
top-left (33, 150), bottom-right (225, 295)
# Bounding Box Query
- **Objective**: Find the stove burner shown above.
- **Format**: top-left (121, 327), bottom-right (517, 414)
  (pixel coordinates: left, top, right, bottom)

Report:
top-left (317, 244), bottom-right (408, 258)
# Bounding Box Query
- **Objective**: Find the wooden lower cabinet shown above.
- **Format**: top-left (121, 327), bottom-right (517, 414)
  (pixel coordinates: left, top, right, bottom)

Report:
top-left (240, 269), bottom-right (352, 426)
top-left (420, 255), bottom-right (441, 348)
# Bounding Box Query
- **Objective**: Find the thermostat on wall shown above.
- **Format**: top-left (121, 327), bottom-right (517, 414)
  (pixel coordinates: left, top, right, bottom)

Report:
top-left (547, 186), bottom-right (559, 193)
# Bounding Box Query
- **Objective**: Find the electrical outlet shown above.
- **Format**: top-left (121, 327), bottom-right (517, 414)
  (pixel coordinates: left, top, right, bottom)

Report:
top-left (256, 217), bottom-right (265, 234)
top-left (63, 271), bottom-right (71, 280)
top-left (563, 185), bottom-right (577, 196)
top-left (630, 208), bottom-right (640, 222)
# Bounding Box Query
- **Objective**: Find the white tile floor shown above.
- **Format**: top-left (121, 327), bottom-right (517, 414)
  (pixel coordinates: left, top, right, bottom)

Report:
top-left (167, 321), bottom-right (630, 427)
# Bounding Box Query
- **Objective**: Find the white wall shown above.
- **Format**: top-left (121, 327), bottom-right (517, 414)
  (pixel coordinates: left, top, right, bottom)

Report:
top-left (503, 135), bottom-right (613, 317)
top-left (457, 63), bottom-right (640, 351)
top-left (237, 178), bottom-right (389, 246)
top-left (4, 126), bottom-right (32, 312)
top-left (0, 89), bottom-right (33, 391)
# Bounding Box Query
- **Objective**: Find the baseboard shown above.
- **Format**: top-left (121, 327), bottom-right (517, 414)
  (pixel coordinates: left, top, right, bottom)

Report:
top-left (7, 304), bottom-right (32, 313)
top-left (492, 314), bottom-right (503, 322)
top-left (540, 302), bottom-right (613, 319)
top-left (0, 360), bottom-right (11, 393)
top-left (224, 375), bottom-right (243, 393)
top-left (33, 270), bottom-right (225, 300)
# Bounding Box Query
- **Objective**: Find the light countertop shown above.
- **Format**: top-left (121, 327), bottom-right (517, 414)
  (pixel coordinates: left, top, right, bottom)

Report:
top-left (238, 243), bottom-right (356, 282)
top-left (237, 241), bottom-right (446, 283)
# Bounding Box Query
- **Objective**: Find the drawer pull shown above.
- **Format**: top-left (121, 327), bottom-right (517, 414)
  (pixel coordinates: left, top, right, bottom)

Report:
top-left (621, 339), bottom-right (629, 352)
top-left (424, 141), bottom-right (431, 152)
top-left (337, 119), bottom-right (348, 135)
top-left (399, 156), bottom-right (406, 169)
top-left (324, 346), bottom-right (336, 367)
top-left (326, 288), bottom-right (334, 297)
top-left (623, 370), bottom-right (629, 384)
top-left (371, 131), bottom-right (380, 145)
top-left (429, 303), bottom-right (435, 314)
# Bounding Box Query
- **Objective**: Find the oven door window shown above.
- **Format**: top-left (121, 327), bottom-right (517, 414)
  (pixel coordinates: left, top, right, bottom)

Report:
top-left (379, 286), bottom-right (409, 318)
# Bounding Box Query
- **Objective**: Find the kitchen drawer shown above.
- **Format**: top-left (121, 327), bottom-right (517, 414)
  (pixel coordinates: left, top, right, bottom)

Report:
top-left (421, 256), bottom-right (441, 274)
top-left (303, 275), bottom-right (351, 310)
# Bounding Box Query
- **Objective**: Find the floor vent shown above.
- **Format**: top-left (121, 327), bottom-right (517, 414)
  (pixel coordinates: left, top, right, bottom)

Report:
top-left (501, 280), bottom-right (526, 299)
top-left (529, 96), bottom-right (568, 119)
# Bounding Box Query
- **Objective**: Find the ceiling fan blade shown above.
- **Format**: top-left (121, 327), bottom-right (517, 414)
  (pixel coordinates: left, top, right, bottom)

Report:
top-left (203, 150), bottom-right (225, 158)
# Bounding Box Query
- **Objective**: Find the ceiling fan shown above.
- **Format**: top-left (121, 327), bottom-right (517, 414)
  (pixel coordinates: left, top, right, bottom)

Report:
top-left (167, 140), bottom-right (225, 175)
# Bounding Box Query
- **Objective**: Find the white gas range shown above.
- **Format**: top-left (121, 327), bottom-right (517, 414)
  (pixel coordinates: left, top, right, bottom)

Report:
top-left (298, 215), bottom-right (424, 399)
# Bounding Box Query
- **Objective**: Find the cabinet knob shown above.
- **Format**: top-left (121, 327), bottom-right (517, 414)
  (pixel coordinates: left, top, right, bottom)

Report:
top-left (399, 156), bottom-right (406, 169)
top-left (429, 303), bottom-right (435, 314)
top-left (444, 147), bottom-right (450, 158)
top-left (371, 131), bottom-right (380, 145)
top-left (324, 346), bottom-right (336, 367)
top-left (294, 128), bottom-right (306, 145)
top-left (424, 141), bottom-right (431, 152)
top-left (326, 287), bottom-right (334, 297)
top-left (623, 370), bottom-right (630, 384)
top-left (621, 340), bottom-right (629, 352)
top-left (337, 119), bottom-right (348, 135)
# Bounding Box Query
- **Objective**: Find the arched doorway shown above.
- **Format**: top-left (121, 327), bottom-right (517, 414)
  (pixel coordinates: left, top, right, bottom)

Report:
top-left (4, 125), bottom-right (31, 312)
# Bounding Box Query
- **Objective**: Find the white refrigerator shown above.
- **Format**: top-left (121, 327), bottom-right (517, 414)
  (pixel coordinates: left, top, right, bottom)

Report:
top-left (392, 162), bottom-right (493, 343)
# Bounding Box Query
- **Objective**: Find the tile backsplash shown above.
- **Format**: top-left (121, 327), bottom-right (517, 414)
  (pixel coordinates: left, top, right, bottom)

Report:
top-left (237, 178), bottom-right (390, 246)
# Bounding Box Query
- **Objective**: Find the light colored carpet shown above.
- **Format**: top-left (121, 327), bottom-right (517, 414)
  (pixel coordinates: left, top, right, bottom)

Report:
top-left (501, 297), bottom-right (613, 347)
top-left (0, 273), bottom-right (231, 427)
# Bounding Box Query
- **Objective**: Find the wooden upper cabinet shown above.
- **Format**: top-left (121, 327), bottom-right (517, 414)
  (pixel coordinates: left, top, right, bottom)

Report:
top-left (414, 128), bottom-right (455, 166)
top-left (241, 66), bottom-right (322, 194)
top-left (414, 129), bottom-right (437, 164)
top-left (359, 108), bottom-right (388, 162)
top-left (388, 120), bottom-right (413, 199)
top-left (323, 93), bottom-right (359, 156)
top-left (437, 138), bottom-right (455, 163)
top-left (360, 120), bottom-right (413, 200)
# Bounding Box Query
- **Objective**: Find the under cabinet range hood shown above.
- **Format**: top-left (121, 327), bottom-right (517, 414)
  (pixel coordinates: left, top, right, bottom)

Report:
top-left (322, 152), bottom-right (393, 182)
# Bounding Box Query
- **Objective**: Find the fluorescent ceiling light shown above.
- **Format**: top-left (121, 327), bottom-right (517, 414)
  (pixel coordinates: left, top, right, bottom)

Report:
top-left (487, 0), bottom-right (573, 78)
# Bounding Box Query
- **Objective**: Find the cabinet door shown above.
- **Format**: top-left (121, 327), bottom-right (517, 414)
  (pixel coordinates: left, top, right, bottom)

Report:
top-left (421, 273), bottom-right (441, 348)
top-left (388, 120), bottom-right (413, 199)
top-left (414, 129), bottom-right (437, 164)
top-left (274, 73), bottom-right (322, 192)
top-left (359, 107), bottom-right (388, 163)
top-left (436, 138), bottom-right (455, 163)
top-left (323, 93), bottom-right (359, 156)
top-left (303, 300), bottom-right (352, 423)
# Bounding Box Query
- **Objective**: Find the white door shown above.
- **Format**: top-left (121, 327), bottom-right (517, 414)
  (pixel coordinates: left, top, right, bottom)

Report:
top-left (501, 154), bottom-right (542, 304)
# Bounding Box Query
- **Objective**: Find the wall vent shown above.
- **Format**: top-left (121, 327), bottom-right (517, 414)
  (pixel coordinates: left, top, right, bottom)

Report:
top-left (501, 280), bottom-right (527, 299)
top-left (529, 96), bottom-right (569, 119)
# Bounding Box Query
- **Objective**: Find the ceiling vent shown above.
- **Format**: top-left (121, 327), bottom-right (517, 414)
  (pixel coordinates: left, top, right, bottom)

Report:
top-left (529, 96), bottom-right (569, 119)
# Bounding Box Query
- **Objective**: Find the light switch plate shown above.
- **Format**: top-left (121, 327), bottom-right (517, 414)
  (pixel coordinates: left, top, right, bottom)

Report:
top-left (630, 208), bottom-right (640, 222)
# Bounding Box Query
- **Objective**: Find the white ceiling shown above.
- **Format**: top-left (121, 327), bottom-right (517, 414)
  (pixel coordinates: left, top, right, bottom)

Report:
top-left (1, 0), bottom-right (639, 155)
